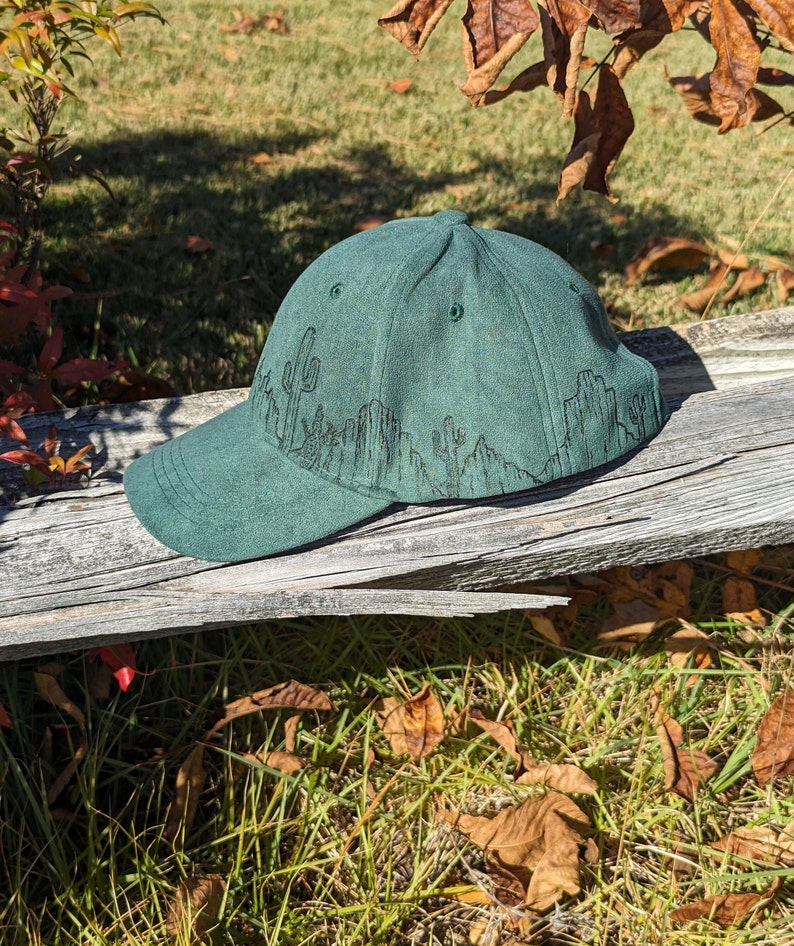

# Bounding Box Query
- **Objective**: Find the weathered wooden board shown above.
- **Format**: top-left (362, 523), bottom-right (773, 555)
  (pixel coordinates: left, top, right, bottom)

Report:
top-left (1, 308), bottom-right (792, 658)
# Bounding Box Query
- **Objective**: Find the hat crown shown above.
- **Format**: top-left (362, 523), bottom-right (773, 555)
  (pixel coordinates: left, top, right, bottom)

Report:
top-left (248, 212), bottom-right (667, 503)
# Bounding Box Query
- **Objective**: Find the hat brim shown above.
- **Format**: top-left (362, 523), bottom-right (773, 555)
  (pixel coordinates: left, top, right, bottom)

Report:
top-left (123, 400), bottom-right (392, 562)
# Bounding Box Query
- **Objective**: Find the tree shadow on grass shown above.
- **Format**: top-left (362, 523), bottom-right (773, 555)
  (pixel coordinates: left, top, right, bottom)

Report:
top-left (42, 127), bottom-right (701, 395)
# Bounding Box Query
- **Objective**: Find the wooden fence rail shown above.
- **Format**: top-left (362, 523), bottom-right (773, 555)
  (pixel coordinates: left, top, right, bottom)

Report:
top-left (1, 307), bottom-right (792, 658)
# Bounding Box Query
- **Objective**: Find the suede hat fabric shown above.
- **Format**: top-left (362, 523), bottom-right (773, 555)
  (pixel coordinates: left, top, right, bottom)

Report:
top-left (124, 211), bottom-right (669, 562)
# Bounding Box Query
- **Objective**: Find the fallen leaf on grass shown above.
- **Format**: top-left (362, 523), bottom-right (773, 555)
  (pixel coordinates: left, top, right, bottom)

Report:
top-left (0, 701), bottom-right (11, 728)
top-left (776, 267), bottom-right (794, 304)
top-left (719, 265), bottom-right (766, 303)
top-left (376, 683), bottom-right (444, 758)
top-left (656, 712), bottom-right (719, 802)
top-left (625, 237), bottom-right (712, 286)
top-left (670, 879), bottom-right (781, 928)
top-left (714, 820), bottom-right (794, 866)
top-left (220, 9), bottom-right (289, 34)
top-left (35, 668), bottom-right (89, 806)
top-left (205, 680), bottom-right (333, 738)
top-left (185, 235), bottom-right (213, 254)
top-left (442, 792), bottom-right (595, 911)
top-left (752, 689), bottom-right (794, 786)
top-left (165, 744), bottom-right (206, 843)
top-left (165, 874), bottom-right (226, 943)
top-left (526, 599), bottom-right (579, 647)
top-left (598, 599), bottom-right (661, 646)
top-left (679, 261), bottom-right (730, 313)
top-left (386, 77), bottom-right (412, 92)
top-left (664, 625), bottom-right (713, 684)
top-left (468, 710), bottom-right (597, 793)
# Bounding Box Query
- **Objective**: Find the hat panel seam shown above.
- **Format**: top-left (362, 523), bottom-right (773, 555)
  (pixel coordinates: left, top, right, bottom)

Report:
top-left (472, 230), bottom-right (563, 476)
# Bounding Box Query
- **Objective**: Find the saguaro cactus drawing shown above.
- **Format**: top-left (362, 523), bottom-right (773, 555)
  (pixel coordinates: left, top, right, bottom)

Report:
top-left (432, 414), bottom-right (466, 493)
top-left (281, 327), bottom-right (320, 450)
top-left (629, 392), bottom-right (647, 440)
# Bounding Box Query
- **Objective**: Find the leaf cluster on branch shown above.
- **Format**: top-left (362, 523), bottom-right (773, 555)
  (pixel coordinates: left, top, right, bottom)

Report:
top-left (379, 0), bottom-right (794, 200)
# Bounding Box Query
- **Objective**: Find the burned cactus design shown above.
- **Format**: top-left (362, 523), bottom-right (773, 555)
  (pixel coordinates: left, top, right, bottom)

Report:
top-left (281, 327), bottom-right (320, 450)
top-left (629, 392), bottom-right (647, 440)
top-left (432, 414), bottom-right (466, 493)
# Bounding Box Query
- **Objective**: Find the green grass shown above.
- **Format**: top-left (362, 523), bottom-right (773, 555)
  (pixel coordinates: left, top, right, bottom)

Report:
top-left (1, 552), bottom-right (793, 944)
top-left (0, 0), bottom-right (789, 392)
top-left (0, 3), bottom-right (793, 943)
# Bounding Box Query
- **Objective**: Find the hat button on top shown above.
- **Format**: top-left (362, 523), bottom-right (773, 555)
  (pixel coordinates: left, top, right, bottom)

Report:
top-left (432, 209), bottom-right (469, 228)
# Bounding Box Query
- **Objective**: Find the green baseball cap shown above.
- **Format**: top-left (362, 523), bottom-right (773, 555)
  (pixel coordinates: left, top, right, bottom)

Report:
top-left (124, 211), bottom-right (669, 562)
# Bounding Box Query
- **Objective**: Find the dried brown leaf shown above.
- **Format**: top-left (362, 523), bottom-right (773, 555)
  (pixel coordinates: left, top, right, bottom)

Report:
top-left (378, 0), bottom-right (455, 57)
top-left (670, 881), bottom-right (780, 927)
top-left (723, 575), bottom-right (757, 614)
top-left (743, 0), bottom-right (794, 53)
top-left (753, 688), bottom-right (794, 786)
top-left (246, 749), bottom-right (304, 775)
top-left (165, 874), bottom-right (226, 943)
top-left (442, 791), bottom-right (592, 911)
top-left (558, 90), bottom-right (598, 202)
top-left (679, 261), bottom-right (730, 313)
top-left (165, 744), bottom-right (206, 843)
top-left (776, 267), bottom-right (794, 304)
top-left (185, 235), bottom-right (213, 254)
top-left (716, 248), bottom-right (750, 269)
top-left (34, 670), bottom-right (86, 729)
top-left (206, 680), bottom-right (333, 738)
top-left (714, 820), bottom-right (794, 866)
top-left (579, 0), bottom-right (641, 32)
top-left (99, 368), bottom-right (176, 404)
top-left (468, 708), bottom-right (522, 762)
top-left (625, 236), bottom-right (712, 285)
top-left (581, 64), bottom-right (634, 202)
top-left (376, 684), bottom-right (444, 758)
top-left (461, 0), bottom-right (540, 105)
top-left (612, 29), bottom-right (666, 79)
top-left (526, 599), bottom-right (579, 646)
top-left (387, 77), bottom-right (413, 92)
top-left (720, 265), bottom-right (766, 303)
top-left (515, 761), bottom-right (598, 794)
top-left (708, 0), bottom-right (761, 131)
top-left (657, 713), bottom-right (719, 802)
top-left (727, 548), bottom-right (763, 572)
top-left (665, 626), bottom-right (713, 683)
top-left (598, 599), bottom-right (661, 645)
top-left (481, 60), bottom-right (546, 103)
top-left (354, 214), bottom-right (390, 231)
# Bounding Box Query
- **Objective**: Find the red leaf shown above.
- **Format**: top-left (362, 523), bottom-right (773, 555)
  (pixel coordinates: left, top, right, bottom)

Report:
top-left (0, 415), bottom-right (28, 444)
top-left (93, 644), bottom-right (138, 692)
top-left (39, 327), bottom-right (64, 375)
top-left (0, 701), bottom-right (11, 728)
top-left (0, 449), bottom-right (52, 476)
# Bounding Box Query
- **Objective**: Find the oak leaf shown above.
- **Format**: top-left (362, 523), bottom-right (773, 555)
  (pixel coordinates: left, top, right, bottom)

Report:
top-left (752, 688), bottom-right (794, 786)
top-left (442, 791), bottom-right (593, 911)
top-left (376, 683), bottom-right (444, 757)
top-left (165, 874), bottom-right (226, 943)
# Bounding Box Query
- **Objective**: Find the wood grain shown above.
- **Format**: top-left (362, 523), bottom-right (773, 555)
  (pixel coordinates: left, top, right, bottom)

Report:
top-left (1, 308), bottom-right (792, 658)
